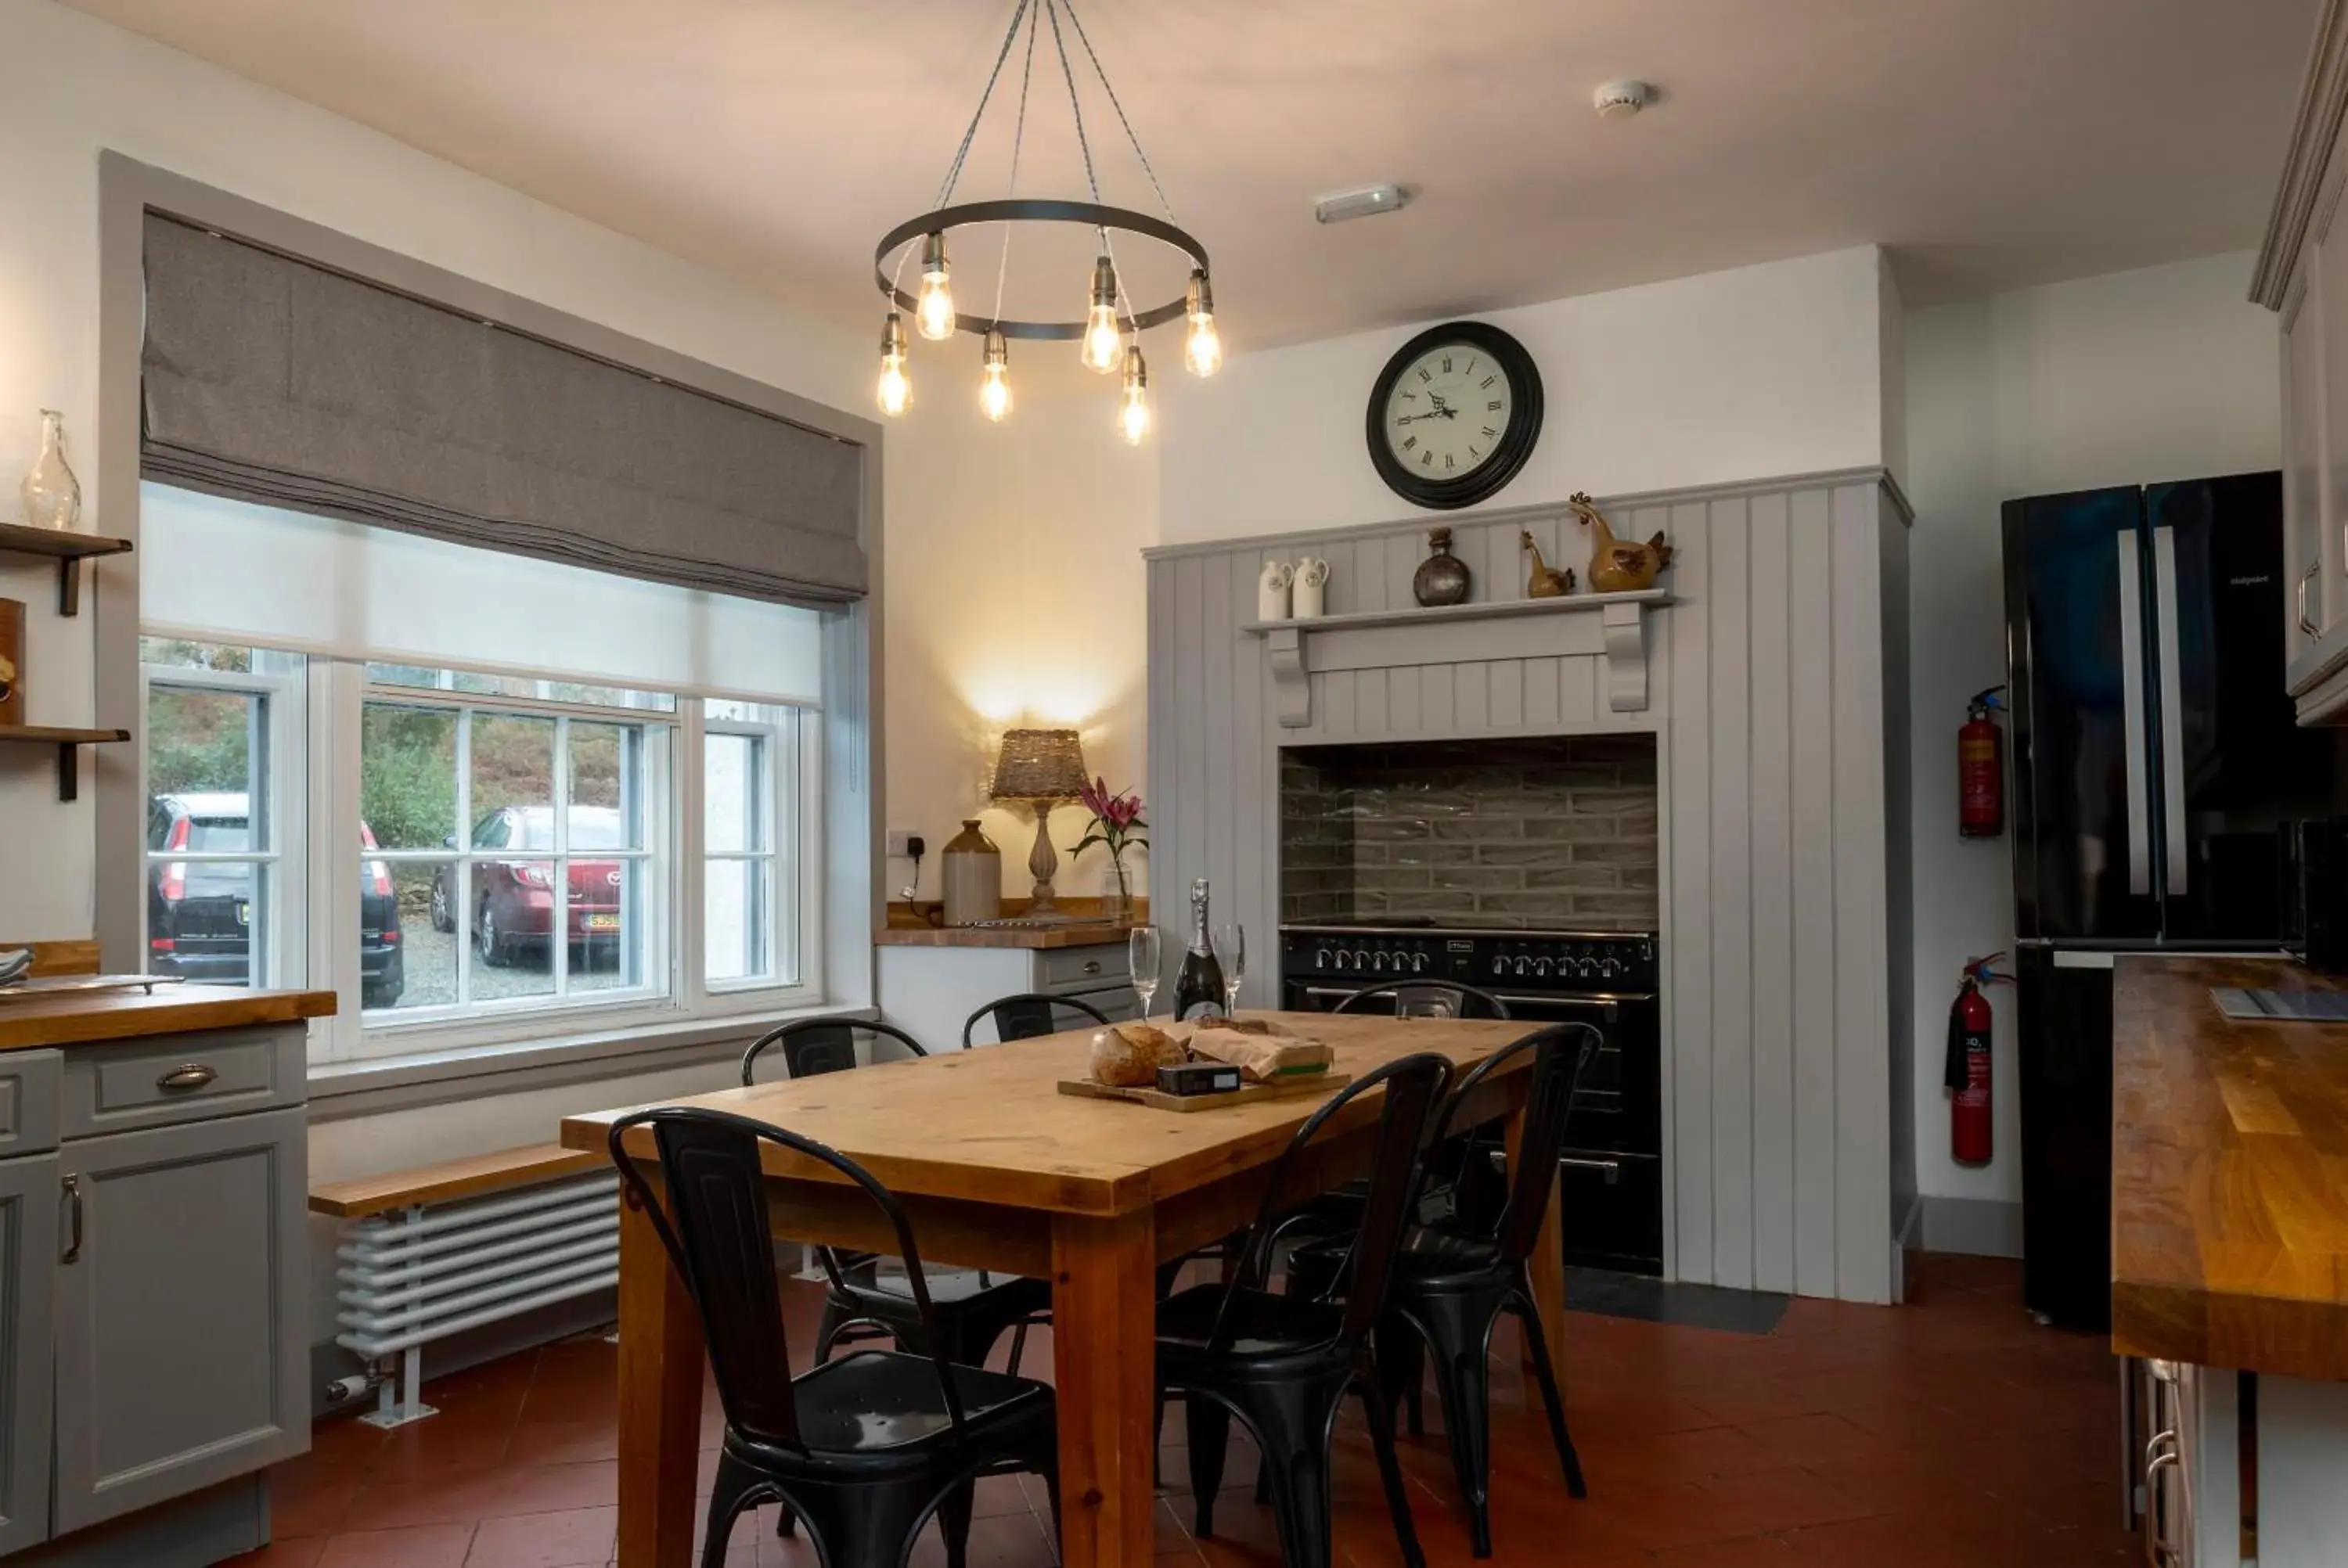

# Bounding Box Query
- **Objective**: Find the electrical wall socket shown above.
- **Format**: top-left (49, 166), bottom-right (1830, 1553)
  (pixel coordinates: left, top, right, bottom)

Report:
top-left (886, 829), bottom-right (924, 861)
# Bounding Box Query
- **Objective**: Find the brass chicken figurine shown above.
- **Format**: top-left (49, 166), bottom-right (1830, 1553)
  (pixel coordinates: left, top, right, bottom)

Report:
top-left (1568, 491), bottom-right (1674, 592)
top-left (1521, 531), bottom-right (1574, 597)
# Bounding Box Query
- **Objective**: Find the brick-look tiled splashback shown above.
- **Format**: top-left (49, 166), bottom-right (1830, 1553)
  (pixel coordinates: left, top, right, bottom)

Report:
top-left (1280, 735), bottom-right (1658, 930)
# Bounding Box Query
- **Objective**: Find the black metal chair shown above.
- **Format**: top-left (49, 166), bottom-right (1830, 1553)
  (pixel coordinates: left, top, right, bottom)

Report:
top-left (739, 1019), bottom-right (1053, 1379)
top-left (960, 991), bottom-right (1112, 1049)
top-left (1158, 1052), bottom-right (1456, 1568)
top-left (1296, 1023), bottom-right (1600, 1559)
top-left (607, 1106), bottom-right (1058, 1568)
top-left (1332, 980), bottom-right (1513, 1021)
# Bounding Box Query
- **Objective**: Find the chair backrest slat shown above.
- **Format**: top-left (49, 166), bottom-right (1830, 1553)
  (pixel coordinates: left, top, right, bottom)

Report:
top-left (961, 991), bottom-right (1112, 1049)
top-left (1211, 1052), bottom-right (1453, 1356)
top-left (1428, 1023), bottom-right (1601, 1264)
top-left (741, 1018), bottom-right (929, 1086)
top-left (607, 1107), bottom-right (968, 1452)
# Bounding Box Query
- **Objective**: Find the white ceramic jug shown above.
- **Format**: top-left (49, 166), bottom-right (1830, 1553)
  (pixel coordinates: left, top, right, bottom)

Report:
top-left (1293, 556), bottom-right (1330, 619)
top-left (1257, 558), bottom-right (1295, 622)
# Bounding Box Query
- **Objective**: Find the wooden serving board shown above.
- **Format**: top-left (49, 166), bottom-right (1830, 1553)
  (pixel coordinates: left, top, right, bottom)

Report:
top-left (1057, 1071), bottom-right (1352, 1113)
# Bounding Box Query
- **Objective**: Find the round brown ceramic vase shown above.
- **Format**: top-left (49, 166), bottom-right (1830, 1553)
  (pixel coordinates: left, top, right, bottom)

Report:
top-left (1413, 527), bottom-right (1471, 606)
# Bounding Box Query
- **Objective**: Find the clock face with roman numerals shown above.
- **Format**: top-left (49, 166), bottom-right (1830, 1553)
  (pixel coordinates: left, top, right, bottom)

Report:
top-left (1364, 321), bottom-right (1544, 510)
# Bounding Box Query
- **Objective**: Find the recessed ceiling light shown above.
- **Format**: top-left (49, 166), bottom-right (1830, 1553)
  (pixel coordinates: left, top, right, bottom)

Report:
top-left (1593, 80), bottom-right (1652, 119)
top-left (1314, 184), bottom-right (1410, 225)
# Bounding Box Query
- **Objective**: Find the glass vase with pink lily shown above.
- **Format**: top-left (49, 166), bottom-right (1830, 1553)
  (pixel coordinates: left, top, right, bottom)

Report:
top-left (1072, 778), bottom-right (1148, 926)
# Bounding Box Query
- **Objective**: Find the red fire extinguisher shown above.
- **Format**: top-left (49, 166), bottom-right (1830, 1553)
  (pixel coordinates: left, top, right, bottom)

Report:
top-left (1958, 685), bottom-right (2006, 838)
top-left (1945, 955), bottom-right (2009, 1166)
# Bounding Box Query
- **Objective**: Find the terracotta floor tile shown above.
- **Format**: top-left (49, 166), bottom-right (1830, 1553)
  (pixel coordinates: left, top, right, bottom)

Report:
top-left (315, 1523), bottom-right (477, 1568)
top-left (219, 1540), bottom-right (329, 1568)
top-left (462, 1505), bottom-right (616, 1566)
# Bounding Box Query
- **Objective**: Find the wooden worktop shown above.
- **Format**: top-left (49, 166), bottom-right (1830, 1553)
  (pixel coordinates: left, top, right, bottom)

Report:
top-left (2112, 955), bottom-right (2348, 1380)
top-left (873, 919), bottom-right (1136, 949)
top-left (0, 984), bottom-right (337, 1051)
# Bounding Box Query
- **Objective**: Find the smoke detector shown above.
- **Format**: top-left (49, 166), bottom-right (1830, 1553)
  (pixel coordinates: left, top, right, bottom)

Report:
top-left (1593, 80), bottom-right (1651, 120)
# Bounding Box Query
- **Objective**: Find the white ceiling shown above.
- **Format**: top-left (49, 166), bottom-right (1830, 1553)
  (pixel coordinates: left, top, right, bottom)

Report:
top-left (70, 0), bottom-right (2319, 351)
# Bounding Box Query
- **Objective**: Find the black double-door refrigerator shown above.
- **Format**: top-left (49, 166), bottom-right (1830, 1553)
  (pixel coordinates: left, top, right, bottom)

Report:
top-left (2004, 472), bottom-right (2348, 1329)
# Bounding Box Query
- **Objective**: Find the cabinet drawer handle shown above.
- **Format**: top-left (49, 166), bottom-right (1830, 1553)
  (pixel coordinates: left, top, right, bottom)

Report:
top-left (59, 1174), bottom-right (81, 1264)
top-left (1559, 1156), bottom-right (1622, 1185)
top-left (157, 1063), bottom-right (218, 1092)
top-left (2300, 561), bottom-right (2321, 637)
top-left (1082, 960), bottom-right (1103, 976)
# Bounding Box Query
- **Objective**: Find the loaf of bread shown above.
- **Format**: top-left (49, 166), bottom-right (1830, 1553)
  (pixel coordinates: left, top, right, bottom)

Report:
top-left (1089, 1023), bottom-right (1188, 1087)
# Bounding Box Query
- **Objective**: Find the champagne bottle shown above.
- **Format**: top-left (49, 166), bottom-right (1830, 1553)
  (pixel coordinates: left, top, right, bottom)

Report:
top-left (1170, 877), bottom-right (1227, 1020)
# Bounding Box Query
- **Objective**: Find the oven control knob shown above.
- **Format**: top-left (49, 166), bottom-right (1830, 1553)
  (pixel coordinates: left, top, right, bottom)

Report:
top-left (1512, 956), bottom-right (1530, 977)
top-left (1533, 956), bottom-right (1552, 977)
top-left (1600, 955), bottom-right (1624, 978)
top-left (1490, 955), bottom-right (1507, 976)
top-left (1332, 951), bottom-right (1349, 972)
top-left (1374, 951), bottom-right (1390, 973)
top-left (1314, 948), bottom-right (1331, 970)
top-left (1410, 951), bottom-right (1428, 974)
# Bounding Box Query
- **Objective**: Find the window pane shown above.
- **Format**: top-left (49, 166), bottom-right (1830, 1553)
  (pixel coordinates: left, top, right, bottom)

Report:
top-left (573, 861), bottom-right (644, 994)
top-left (366, 863), bottom-right (444, 1012)
top-left (705, 858), bottom-right (769, 982)
top-left (472, 714), bottom-right (555, 845)
top-left (148, 687), bottom-right (261, 815)
top-left (704, 733), bottom-right (762, 853)
top-left (151, 859), bottom-right (260, 987)
top-left (569, 722), bottom-right (642, 850)
top-left (140, 637), bottom-right (253, 674)
top-left (361, 704), bottom-right (458, 851)
top-left (469, 858), bottom-right (557, 1002)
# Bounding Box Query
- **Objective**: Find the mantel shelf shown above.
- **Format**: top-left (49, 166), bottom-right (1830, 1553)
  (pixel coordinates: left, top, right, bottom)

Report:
top-left (1242, 588), bottom-right (1671, 728)
top-left (0, 725), bottom-right (132, 802)
top-left (0, 521), bottom-right (133, 617)
top-left (1239, 587), bottom-right (1672, 637)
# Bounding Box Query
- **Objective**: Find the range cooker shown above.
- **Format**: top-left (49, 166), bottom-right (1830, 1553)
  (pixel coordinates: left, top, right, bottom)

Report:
top-left (1279, 922), bottom-right (1664, 1275)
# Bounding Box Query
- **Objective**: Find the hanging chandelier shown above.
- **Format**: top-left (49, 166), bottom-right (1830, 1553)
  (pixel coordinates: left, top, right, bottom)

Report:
top-left (872, 0), bottom-right (1219, 442)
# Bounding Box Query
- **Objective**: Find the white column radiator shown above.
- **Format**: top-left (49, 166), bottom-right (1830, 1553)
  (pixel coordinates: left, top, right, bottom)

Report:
top-left (333, 1169), bottom-right (618, 1428)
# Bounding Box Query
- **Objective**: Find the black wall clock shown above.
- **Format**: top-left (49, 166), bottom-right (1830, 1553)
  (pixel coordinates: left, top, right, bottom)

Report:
top-left (1365, 320), bottom-right (1544, 510)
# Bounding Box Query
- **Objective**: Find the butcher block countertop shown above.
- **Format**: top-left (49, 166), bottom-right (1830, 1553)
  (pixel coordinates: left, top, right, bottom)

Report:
top-left (873, 921), bottom-right (1136, 950)
top-left (0, 984), bottom-right (337, 1051)
top-left (2112, 954), bottom-right (2348, 1380)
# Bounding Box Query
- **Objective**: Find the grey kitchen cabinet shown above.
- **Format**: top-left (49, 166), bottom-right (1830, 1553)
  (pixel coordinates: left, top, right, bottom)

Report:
top-left (49, 1104), bottom-right (307, 1537)
top-left (0, 1153), bottom-right (57, 1558)
top-left (2256, 0), bottom-right (2348, 721)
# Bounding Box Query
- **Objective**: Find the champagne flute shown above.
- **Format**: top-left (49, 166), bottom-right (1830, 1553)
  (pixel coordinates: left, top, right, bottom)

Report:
top-left (1216, 922), bottom-right (1247, 1019)
top-left (1128, 925), bottom-right (1162, 1022)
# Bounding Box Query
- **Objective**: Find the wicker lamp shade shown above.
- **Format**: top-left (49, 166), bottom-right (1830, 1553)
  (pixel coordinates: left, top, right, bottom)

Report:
top-left (989, 728), bottom-right (1089, 803)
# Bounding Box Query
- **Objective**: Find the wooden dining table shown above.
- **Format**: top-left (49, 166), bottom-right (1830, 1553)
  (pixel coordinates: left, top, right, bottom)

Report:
top-left (559, 1010), bottom-right (1564, 1568)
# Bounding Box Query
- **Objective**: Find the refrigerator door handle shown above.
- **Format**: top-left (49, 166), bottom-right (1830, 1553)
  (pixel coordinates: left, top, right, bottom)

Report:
top-left (2153, 525), bottom-right (2188, 897)
top-left (2117, 530), bottom-right (2152, 897)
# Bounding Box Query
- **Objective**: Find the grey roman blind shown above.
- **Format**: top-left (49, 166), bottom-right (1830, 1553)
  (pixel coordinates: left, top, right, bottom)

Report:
top-left (139, 214), bottom-right (867, 606)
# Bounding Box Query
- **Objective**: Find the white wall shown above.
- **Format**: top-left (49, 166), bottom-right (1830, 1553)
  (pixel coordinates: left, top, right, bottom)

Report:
top-left (884, 387), bottom-right (1158, 904)
top-left (1158, 246), bottom-right (1897, 545)
top-left (1902, 253), bottom-right (2280, 1221)
top-left (0, 0), bottom-right (931, 1336)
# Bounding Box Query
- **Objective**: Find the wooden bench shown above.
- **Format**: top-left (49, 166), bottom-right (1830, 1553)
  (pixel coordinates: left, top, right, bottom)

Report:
top-left (308, 1142), bottom-right (604, 1219)
top-left (312, 1142), bottom-right (618, 1428)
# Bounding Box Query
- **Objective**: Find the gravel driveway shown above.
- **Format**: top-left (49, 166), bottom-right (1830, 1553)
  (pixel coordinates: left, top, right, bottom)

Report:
top-left (386, 912), bottom-right (628, 1009)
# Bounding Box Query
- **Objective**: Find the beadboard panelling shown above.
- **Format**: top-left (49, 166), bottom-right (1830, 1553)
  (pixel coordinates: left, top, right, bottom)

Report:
top-left (1145, 468), bottom-right (1910, 1304)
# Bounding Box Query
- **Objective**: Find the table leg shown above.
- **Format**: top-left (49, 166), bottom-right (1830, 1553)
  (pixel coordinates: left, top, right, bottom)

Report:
top-left (1507, 1106), bottom-right (1568, 1376)
top-left (1050, 1208), bottom-right (1158, 1567)
top-left (615, 1181), bottom-right (705, 1568)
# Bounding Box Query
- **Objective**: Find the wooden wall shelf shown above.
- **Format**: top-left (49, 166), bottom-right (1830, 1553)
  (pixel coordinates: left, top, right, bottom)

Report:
top-left (0, 522), bottom-right (133, 617)
top-left (0, 725), bottom-right (131, 802)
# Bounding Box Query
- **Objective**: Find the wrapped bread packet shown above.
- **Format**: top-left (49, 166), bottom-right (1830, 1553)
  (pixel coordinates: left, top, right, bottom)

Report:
top-left (1187, 1022), bottom-right (1335, 1084)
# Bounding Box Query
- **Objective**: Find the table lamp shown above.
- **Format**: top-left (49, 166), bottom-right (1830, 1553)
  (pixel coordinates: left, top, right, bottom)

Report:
top-left (989, 728), bottom-right (1089, 916)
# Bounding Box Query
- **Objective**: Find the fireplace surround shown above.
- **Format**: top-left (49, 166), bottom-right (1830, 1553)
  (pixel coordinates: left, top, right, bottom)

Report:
top-left (1144, 466), bottom-right (1914, 1304)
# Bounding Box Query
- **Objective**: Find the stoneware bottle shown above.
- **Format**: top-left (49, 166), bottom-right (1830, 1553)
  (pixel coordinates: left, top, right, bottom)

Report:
top-left (1255, 558), bottom-right (1295, 622)
top-left (940, 818), bottom-right (1003, 926)
top-left (1293, 556), bottom-right (1330, 618)
top-left (21, 409), bottom-right (81, 532)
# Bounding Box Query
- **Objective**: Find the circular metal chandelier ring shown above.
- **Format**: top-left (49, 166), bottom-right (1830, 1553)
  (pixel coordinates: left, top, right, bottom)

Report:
top-left (873, 199), bottom-right (1211, 342)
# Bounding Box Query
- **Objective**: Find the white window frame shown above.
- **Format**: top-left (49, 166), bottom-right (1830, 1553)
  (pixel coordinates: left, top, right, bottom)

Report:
top-left (139, 637), bottom-right (825, 1067)
top-left (138, 647), bottom-right (308, 993)
top-left (696, 704), bottom-right (805, 993)
top-left (354, 683), bottom-right (673, 1040)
